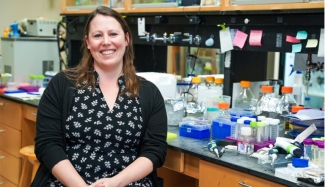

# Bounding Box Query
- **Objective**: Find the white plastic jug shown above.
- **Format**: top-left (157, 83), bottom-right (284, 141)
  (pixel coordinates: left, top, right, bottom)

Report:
top-left (136, 72), bottom-right (177, 99)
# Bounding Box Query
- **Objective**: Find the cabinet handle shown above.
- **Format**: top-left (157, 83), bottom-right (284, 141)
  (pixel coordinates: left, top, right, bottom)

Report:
top-left (239, 181), bottom-right (252, 187)
top-left (0, 129), bottom-right (5, 132)
top-left (32, 112), bottom-right (37, 116)
top-left (0, 156), bottom-right (5, 159)
top-left (0, 102), bottom-right (4, 106)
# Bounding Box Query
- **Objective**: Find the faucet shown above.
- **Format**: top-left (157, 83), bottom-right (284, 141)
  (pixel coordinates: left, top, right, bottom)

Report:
top-left (182, 33), bottom-right (201, 45)
top-left (139, 32), bottom-right (150, 42)
top-left (167, 32), bottom-right (181, 44)
top-left (150, 33), bottom-right (168, 43)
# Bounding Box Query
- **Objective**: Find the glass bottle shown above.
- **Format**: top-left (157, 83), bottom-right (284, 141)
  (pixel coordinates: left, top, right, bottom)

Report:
top-left (279, 86), bottom-right (297, 115)
top-left (292, 71), bottom-right (305, 106)
top-left (188, 77), bottom-right (201, 102)
top-left (255, 85), bottom-right (274, 117)
top-left (268, 79), bottom-right (283, 98)
top-left (234, 81), bottom-right (255, 109)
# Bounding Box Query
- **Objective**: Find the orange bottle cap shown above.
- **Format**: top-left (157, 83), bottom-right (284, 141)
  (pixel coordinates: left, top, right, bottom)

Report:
top-left (261, 85), bottom-right (273, 93)
top-left (191, 77), bottom-right (201, 84)
top-left (205, 76), bottom-right (215, 83)
top-left (218, 102), bottom-right (229, 109)
top-left (292, 106), bottom-right (304, 113)
top-left (215, 78), bottom-right (223, 84)
top-left (240, 81), bottom-right (250, 87)
top-left (281, 86), bottom-right (293, 93)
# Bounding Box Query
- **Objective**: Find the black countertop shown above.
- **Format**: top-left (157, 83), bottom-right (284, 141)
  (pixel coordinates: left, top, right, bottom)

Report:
top-left (0, 94), bottom-right (297, 187)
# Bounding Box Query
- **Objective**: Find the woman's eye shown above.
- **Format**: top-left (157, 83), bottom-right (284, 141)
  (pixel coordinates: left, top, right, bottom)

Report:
top-left (110, 33), bottom-right (117, 36)
top-left (94, 34), bottom-right (102, 38)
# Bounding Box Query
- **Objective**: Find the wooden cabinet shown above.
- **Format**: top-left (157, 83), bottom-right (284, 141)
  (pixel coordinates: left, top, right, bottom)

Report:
top-left (199, 160), bottom-right (285, 187)
top-left (0, 98), bottom-right (22, 187)
top-left (61, 0), bottom-right (324, 15)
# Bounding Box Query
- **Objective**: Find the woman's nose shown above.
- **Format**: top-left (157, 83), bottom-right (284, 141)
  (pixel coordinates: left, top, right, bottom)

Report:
top-left (102, 36), bottom-right (111, 45)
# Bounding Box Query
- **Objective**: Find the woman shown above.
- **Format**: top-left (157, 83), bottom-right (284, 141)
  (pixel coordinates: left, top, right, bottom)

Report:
top-left (32, 6), bottom-right (167, 187)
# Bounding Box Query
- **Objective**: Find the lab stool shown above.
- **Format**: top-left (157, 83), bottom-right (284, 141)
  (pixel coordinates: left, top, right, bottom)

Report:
top-left (19, 145), bottom-right (40, 187)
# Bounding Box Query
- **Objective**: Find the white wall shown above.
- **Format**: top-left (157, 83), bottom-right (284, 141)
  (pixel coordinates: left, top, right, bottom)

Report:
top-left (0, 0), bottom-right (62, 55)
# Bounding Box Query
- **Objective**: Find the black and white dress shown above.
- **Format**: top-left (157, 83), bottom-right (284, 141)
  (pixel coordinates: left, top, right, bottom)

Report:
top-left (48, 72), bottom-right (153, 187)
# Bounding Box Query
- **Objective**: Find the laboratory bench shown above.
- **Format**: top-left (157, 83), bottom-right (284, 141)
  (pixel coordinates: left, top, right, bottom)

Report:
top-left (0, 94), bottom-right (297, 187)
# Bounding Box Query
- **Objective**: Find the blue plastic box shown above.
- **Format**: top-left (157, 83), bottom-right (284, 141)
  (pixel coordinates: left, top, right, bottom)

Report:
top-left (212, 118), bottom-right (236, 140)
top-left (179, 124), bottom-right (210, 139)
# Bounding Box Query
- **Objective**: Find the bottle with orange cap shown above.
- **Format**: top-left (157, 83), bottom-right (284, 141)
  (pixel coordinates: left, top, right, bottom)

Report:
top-left (255, 85), bottom-right (276, 117)
top-left (188, 77), bottom-right (201, 102)
top-left (234, 81), bottom-right (255, 109)
top-left (279, 86), bottom-right (297, 114)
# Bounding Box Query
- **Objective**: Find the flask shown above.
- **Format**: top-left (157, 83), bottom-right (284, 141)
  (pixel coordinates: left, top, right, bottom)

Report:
top-left (279, 86), bottom-right (297, 114)
top-left (292, 71), bottom-right (305, 106)
top-left (234, 81), bottom-right (255, 109)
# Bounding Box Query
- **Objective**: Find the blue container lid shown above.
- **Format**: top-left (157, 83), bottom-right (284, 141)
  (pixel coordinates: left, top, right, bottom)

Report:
top-left (231, 117), bottom-right (239, 122)
top-left (292, 158), bottom-right (308, 167)
top-left (244, 120), bottom-right (251, 125)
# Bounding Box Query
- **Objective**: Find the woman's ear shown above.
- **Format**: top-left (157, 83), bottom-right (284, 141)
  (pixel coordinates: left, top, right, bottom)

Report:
top-left (125, 32), bottom-right (130, 46)
top-left (85, 35), bottom-right (90, 49)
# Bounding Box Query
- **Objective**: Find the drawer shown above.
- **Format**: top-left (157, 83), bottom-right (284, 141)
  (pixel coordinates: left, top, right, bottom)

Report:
top-left (0, 124), bottom-right (22, 158)
top-left (0, 175), bottom-right (18, 187)
top-left (22, 105), bottom-right (37, 122)
top-left (164, 149), bottom-right (184, 172)
top-left (0, 98), bottom-right (22, 130)
top-left (199, 160), bottom-right (285, 187)
top-left (0, 149), bottom-right (21, 185)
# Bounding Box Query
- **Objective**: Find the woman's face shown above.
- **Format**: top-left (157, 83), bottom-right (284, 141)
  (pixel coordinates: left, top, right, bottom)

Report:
top-left (86, 14), bottom-right (129, 71)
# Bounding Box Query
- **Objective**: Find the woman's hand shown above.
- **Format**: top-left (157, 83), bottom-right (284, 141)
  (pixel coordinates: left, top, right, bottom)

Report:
top-left (88, 178), bottom-right (120, 187)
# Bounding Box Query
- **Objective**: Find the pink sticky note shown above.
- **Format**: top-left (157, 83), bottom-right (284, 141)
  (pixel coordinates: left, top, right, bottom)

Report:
top-left (249, 30), bottom-right (263, 46)
top-left (286, 35), bottom-right (300, 43)
top-left (233, 30), bottom-right (248, 49)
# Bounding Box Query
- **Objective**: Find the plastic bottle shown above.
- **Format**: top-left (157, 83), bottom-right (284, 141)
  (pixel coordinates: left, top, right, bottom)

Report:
top-left (188, 77), bottom-right (201, 102)
top-left (217, 102), bottom-right (230, 118)
top-left (303, 138), bottom-right (313, 160)
top-left (237, 120), bottom-right (254, 155)
top-left (279, 86), bottom-right (297, 114)
top-left (269, 119), bottom-right (280, 141)
top-left (317, 141), bottom-right (324, 169)
top-left (214, 78), bottom-right (224, 91)
top-left (234, 81), bottom-right (255, 109)
top-left (198, 76), bottom-right (214, 103)
top-left (292, 71), bottom-right (305, 106)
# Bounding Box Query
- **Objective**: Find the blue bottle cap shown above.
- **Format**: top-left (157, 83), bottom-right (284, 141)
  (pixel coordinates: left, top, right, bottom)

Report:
top-left (244, 120), bottom-right (251, 125)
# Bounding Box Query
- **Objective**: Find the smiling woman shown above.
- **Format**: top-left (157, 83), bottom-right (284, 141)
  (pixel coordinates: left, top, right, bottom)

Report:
top-left (31, 6), bottom-right (167, 187)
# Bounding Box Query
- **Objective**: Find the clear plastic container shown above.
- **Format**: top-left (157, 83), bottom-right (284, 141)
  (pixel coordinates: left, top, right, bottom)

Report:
top-left (303, 138), bottom-right (313, 160)
top-left (269, 119), bottom-right (280, 141)
top-left (292, 71), bottom-right (305, 106)
top-left (234, 81), bottom-right (255, 109)
top-left (317, 141), bottom-right (324, 169)
top-left (237, 123), bottom-right (254, 155)
top-left (218, 102), bottom-right (230, 118)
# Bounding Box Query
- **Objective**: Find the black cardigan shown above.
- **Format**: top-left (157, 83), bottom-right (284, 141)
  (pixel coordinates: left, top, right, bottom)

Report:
top-left (31, 72), bottom-right (167, 187)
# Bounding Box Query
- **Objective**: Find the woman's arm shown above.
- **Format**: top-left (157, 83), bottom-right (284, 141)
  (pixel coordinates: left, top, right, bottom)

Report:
top-left (90, 157), bottom-right (153, 187)
top-left (52, 160), bottom-right (88, 187)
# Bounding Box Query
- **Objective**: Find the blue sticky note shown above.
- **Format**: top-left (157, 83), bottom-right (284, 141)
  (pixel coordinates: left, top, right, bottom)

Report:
top-left (296, 31), bottom-right (307, 40)
top-left (292, 44), bottom-right (302, 53)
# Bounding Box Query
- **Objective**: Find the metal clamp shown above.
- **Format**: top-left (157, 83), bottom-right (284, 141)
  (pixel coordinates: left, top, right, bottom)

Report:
top-left (168, 32), bottom-right (181, 44)
top-left (139, 32), bottom-right (150, 42)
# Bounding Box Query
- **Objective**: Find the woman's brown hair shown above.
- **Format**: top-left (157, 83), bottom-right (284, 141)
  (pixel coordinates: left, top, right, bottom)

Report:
top-left (63, 6), bottom-right (140, 97)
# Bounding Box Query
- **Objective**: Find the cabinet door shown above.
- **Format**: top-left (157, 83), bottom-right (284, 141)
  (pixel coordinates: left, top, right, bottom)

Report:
top-left (0, 176), bottom-right (18, 187)
top-left (0, 150), bottom-right (21, 185)
top-left (0, 98), bottom-right (22, 131)
top-left (199, 160), bottom-right (285, 187)
top-left (0, 124), bottom-right (22, 158)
